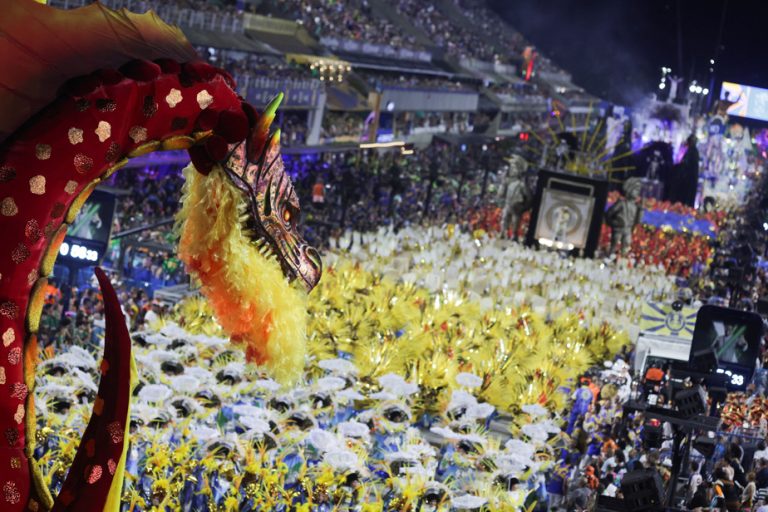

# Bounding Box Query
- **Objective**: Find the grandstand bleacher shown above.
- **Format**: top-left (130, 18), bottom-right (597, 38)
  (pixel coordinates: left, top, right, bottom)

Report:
top-left (48, 0), bottom-right (601, 147)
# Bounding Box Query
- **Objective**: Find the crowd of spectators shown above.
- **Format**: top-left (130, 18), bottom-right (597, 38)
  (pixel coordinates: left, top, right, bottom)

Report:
top-left (547, 351), bottom-right (768, 511)
top-left (198, 48), bottom-right (319, 90)
top-left (498, 111), bottom-right (550, 133)
top-left (51, 0), bottom-right (246, 31)
top-left (361, 70), bottom-right (476, 92)
top-left (397, 0), bottom-right (499, 61)
top-left (263, 0), bottom-right (422, 50)
top-left (454, 0), bottom-right (527, 56)
top-left (38, 276), bottom-right (169, 349)
top-left (489, 81), bottom-right (548, 105)
top-left (395, 111), bottom-right (476, 136)
top-left (320, 111), bottom-right (369, 141)
top-left (103, 168), bottom-right (186, 289)
top-left (319, 110), bottom-right (481, 142)
top-left (284, 143), bottom-right (508, 249)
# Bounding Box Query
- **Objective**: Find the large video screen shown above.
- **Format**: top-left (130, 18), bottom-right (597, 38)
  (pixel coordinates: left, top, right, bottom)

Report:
top-left (60, 189), bottom-right (116, 265)
top-left (68, 189), bottom-right (114, 243)
top-left (720, 82), bottom-right (768, 122)
top-left (689, 306), bottom-right (762, 386)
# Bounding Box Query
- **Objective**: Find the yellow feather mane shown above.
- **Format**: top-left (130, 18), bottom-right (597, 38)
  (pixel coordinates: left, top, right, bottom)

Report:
top-left (176, 164), bottom-right (307, 384)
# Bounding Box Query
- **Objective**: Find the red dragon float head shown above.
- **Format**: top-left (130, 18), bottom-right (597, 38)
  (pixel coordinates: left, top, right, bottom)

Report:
top-left (0, 1), bottom-right (321, 510)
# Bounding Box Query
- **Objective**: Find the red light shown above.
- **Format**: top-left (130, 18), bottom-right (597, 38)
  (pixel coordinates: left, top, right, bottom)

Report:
top-left (519, 132), bottom-right (529, 141)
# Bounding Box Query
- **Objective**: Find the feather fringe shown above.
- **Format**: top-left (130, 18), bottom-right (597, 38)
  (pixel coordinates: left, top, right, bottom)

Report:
top-left (176, 165), bottom-right (307, 384)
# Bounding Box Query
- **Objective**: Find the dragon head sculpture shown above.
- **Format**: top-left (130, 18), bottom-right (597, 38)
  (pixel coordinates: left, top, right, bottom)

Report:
top-left (177, 94), bottom-right (321, 383)
top-left (223, 93), bottom-right (322, 292)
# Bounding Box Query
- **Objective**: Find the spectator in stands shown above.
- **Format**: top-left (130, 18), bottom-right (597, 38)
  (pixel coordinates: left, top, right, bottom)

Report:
top-left (671, 134), bottom-right (700, 207)
top-left (312, 178), bottom-right (326, 208)
top-left (712, 466), bottom-right (740, 512)
top-left (744, 472), bottom-right (758, 509)
top-left (756, 459), bottom-right (768, 489)
top-left (642, 363), bottom-right (665, 400)
top-left (754, 441), bottom-right (768, 469)
top-left (687, 480), bottom-right (711, 510)
top-left (687, 461), bottom-right (703, 504)
top-left (565, 478), bottom-right (592, 511)
top-left (144, 301), bottom-right (162, 327)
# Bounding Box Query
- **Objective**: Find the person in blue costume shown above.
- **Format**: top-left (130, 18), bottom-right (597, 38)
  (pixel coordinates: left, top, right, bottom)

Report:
top-left (567, 383), bottom-right (594, 434)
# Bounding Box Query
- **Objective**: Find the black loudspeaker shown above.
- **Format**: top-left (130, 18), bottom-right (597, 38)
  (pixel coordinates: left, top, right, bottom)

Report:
top-left (620, 469), bottom-right (664, 511)
top-left (675, 385), bottom-right (707, 418)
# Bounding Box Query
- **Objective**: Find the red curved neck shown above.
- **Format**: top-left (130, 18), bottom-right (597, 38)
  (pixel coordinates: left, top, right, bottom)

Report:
top-left (0, 65), bottom-right (242, 510)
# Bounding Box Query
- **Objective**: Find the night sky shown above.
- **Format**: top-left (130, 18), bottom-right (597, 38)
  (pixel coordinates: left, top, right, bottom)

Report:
top-left (488, 0), bottom-right (768, 107)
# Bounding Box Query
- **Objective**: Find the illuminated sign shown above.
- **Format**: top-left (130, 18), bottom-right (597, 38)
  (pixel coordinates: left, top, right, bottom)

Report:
top-left (59, 242), bottom-right (100, 262)
top-left (720, 82), bottom-right (768, 122)
top-left (715, 367), bottom-right (746, 388)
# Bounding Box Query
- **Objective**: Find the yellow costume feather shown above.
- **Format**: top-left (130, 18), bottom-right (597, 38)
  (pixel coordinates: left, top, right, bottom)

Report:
top-left (176, 164), bottom-right (307, 384)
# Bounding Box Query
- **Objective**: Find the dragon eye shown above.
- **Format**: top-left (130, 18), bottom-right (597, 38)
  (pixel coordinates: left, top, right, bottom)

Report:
top-left (283, 209), bottom-right (291, 223)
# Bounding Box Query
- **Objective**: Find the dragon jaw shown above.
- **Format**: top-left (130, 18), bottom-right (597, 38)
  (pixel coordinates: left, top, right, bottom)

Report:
top-left (222, 129), bottom-right (322, 293)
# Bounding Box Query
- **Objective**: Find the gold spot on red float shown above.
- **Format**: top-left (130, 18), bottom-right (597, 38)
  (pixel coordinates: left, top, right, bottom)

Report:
top-left (74, 153), bottom-right (93, 173)
top-left (25, 219), bottom-right (42, 242)
top-left (197, 90), bottom-right (213, 109)
top-left (87, 464), bottom-right (103, 484)
top-left (64, 180), bottom-right (78, 194)
top-left (29, 175), bottom-right (46, 195)
top-left (0, 302), bottom-right (19, 319)
top-left (1, 197), bottom-right (18, 216)
top-left (129, 126), bottom-right (147, 143)
top-left (3, 481), bottom-right (19, 504)
top-left (13, 405), bottom-right (23, 424)
top-left (107, 421), bottom-right (124, 444)
top-left (95, 121), bottom-right (111, 142)
top-left (7, 348), bottom-right (21, 365)
top-left (68, 127), bottom-right (84, 145)
top-left (9, 384), bottom-right (26, 401)
top-left (35, 144), bottom-right (51, 160)
top-left (11, 243), bottom-right (29, 264)
top-left (2, 328), bottom-right (13, 347)
top-left (165, 88), bottom-right (183, 108)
